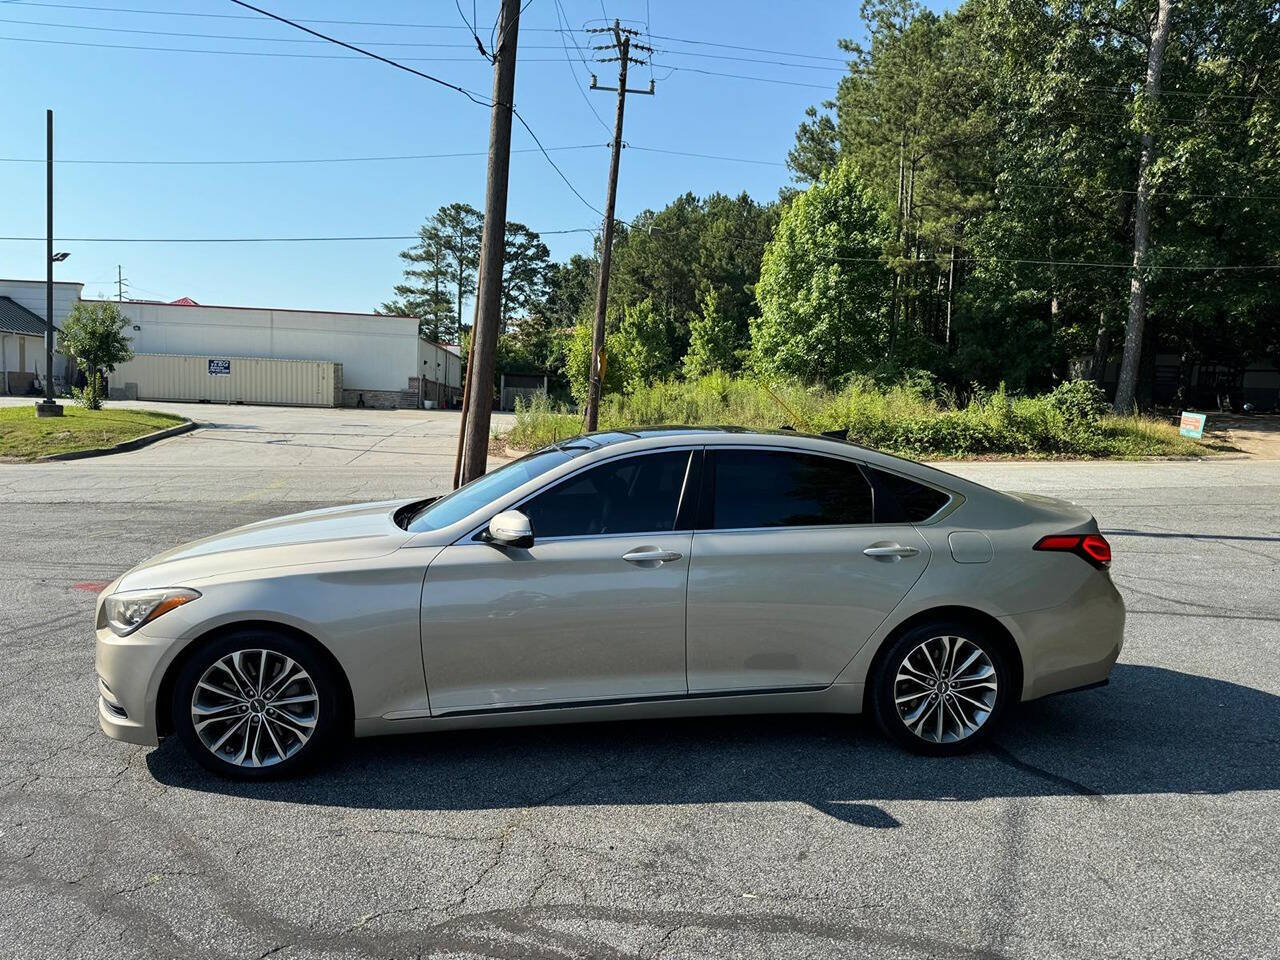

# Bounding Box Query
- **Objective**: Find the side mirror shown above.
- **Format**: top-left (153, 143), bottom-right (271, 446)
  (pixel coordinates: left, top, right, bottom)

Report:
top-left (487, 510), bottom-right (534, 549)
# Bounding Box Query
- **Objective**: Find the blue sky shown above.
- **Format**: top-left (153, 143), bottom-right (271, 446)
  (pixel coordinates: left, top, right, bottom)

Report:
top-left (1, 1), bottom-right (867, 314)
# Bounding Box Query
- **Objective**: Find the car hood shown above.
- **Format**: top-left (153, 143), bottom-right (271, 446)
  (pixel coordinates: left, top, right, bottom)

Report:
top-left (115, 499), bottom-right (418, 591)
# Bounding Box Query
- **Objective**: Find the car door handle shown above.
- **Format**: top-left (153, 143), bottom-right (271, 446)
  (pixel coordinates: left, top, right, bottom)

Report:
top-left (622, 547), bottom-right (683, 566)
top-left (863, 543), bottom-right (920, 560)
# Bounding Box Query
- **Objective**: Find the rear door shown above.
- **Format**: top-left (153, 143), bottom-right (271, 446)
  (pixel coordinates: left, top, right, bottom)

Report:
top-left (685, 447), bottom-right (930, 693)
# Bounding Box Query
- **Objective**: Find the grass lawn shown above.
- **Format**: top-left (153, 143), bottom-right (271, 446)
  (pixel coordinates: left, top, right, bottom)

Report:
top-left (0, 405), bottom-right (187, 461)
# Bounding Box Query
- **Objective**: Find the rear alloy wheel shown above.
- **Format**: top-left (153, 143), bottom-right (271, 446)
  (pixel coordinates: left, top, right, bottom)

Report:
top-left (872, 621), bottom-right (1012, 755)
top-left (173, 630), bottom-right (344, 779)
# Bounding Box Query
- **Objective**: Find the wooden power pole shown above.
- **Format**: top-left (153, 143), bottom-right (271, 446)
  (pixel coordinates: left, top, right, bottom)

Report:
top-left (456, 0), bottom-right (521, 486)
top-left (1113, 0), bottom-right (1175, 413)
top-left (583, 21), bottom-right (654, 432)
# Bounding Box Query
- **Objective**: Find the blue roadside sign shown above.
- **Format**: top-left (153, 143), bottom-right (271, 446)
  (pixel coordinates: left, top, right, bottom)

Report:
top-left (208, 358), bottom-right (231, 377)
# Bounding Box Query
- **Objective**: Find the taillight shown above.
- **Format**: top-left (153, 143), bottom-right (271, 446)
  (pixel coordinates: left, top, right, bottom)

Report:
top-left (1034, 533), bottom-right (1111, 569)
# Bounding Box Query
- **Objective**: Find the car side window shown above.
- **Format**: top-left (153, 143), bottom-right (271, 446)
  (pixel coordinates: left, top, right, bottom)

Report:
top-left (864, 466), bottom-right (951, 523)
top-left (521, 451), bottom-right (692, 539)
top-left (703, 449), bottom-right (873, 530)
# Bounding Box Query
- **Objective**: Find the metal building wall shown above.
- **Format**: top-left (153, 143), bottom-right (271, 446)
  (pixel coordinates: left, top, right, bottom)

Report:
top-left (88, 299), bottom-right (418, 393)
top-left (111, 353), bottom-right (342, 407)
top-left (416, 340), bottom-right (463, 406)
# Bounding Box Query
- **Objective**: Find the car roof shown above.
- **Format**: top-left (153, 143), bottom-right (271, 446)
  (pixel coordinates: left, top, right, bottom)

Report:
top-left (546, 425), bottom-right (984, 495)
top-left (560, 425), bottom-right (844, 448)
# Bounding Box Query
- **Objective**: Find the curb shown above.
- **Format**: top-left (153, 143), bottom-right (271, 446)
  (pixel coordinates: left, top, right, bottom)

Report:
top-left (36, 419), bottom-right (198, 462)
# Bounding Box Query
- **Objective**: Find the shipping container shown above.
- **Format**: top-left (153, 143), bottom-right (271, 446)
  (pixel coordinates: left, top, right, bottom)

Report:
top-left (109, 353), bottom-right (342, 407)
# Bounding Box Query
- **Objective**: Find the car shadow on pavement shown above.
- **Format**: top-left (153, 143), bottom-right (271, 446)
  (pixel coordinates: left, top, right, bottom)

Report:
top-left (146, 663), bottom-right (1279, 827)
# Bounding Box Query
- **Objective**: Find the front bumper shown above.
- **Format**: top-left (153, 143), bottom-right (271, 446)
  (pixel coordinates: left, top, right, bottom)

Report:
top-left (94, 624), bottom-right (175, 747)
top-left (1003, 572), bottom-right (1126, 701)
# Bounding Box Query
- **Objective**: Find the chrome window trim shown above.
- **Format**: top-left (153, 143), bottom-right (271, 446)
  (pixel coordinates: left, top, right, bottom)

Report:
top-left (453, 440), bottom-right (960, 546)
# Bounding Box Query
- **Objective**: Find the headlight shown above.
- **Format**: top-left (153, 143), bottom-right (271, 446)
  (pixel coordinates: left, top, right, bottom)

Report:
top-left (103, 588), bottom-right (200, 637)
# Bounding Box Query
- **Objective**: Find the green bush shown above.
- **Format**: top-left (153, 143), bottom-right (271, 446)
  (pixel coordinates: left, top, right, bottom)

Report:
top-left (501, 375), bottom-right (1209, 460)
top-left (1048, 378), bottom-right (1110, 425)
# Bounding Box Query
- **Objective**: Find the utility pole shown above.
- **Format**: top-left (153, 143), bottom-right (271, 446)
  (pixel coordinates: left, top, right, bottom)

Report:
top-left (116, 265), bottom-right (129, 302)
top-left (455, 0), bottom-right (521, 486)
top-left (1114, 0), bottom-right (1175, 413)
top-left (583, 21), bottom-right (654, 432)
top-left (37, 109), bottom-right (61, 417)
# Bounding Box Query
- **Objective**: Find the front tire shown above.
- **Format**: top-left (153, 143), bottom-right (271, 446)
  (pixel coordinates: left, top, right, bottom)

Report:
top-left (172, 629), bottom-right (345, 779)
top-left (870, 619), bottom-right (1013, 755)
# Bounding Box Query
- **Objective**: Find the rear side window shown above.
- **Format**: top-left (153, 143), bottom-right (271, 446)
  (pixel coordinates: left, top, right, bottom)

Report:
top-left (703, 449), bottom-right (873, 529)
top-left (522, 451), bottom-right (691, 538)
top-left (866, 467), bottom-right (951, 522)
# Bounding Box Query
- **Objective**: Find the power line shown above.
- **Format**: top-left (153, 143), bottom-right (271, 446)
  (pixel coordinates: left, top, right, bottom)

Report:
top-left (454, 0), bottom-right (490, 61)
top-left (0, 32), bottom-right (588, 61)
top-left (0, 226), bottom-right (1271, 270)
top-left (654, 64), bottom-right (830, 89)
top-left (6, 23), bottom-right (1254, 108)
top-left (553, 0), bottom-right (612, 134)
top-left (5, 0), bottom-right (1267, 103)
top-left (0, 144), bottom-right (607, 165)
top-left (0, 229), bottom-right (597, 242)
top-left (0, 0), bottom-right (539, 28)
top-left (221, 0), bottom-right (491, 105)
top-left (0, 14), bottom-right (851, 72)
top-left (0, 14), bottom-right (582, 47)
top-left (649, 31), bottom-right (846, 62)
top-left (0, 28), bottom-right (1216, 109)
top-left (513, 111), bottom-right (605, 217)
top-left (626, 144), bottom-right (786, 167)
top-left (6, 140), bottom-right (1276, 202)
top-left (641, 225), bottom-right (1279, 271)
top-left (225, 0), bottom-right (606, 223)
top-left (652, 47), bottom-right (844, 71)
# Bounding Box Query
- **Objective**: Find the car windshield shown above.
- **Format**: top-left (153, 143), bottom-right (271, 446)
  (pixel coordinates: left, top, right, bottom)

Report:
top-left (404, 445), bottom-right (586, 532)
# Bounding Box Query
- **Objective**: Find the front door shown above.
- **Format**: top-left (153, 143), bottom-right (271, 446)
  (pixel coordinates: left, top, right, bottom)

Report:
top-left (686, 447), bottom-right (930, 693)
top-left (420, 449), bottom-right (695, 714)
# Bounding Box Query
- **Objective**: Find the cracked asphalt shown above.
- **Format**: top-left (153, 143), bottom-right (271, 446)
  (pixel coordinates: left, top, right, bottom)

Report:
top-left (0, 451), bottom-right (1276, 959)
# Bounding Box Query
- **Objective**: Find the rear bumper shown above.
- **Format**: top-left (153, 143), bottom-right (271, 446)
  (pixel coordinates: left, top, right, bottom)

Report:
top-left (1003, 573), bottom-right (1126, 702)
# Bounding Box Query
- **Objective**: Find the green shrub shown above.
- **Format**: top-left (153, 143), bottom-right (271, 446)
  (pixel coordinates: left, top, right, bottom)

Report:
top-left (499, 376), bottom-right (1210, 460)
top-left (1048, 378), bottom-right (1110, 425)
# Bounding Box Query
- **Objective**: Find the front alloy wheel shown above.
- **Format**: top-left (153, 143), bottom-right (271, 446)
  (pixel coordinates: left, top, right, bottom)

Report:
top-left (173, 630), bottom-right (344, 779)
top-left (872, 620), bottom-right (1011, 755)
top-left (191, 649), bottom-right (319, 767)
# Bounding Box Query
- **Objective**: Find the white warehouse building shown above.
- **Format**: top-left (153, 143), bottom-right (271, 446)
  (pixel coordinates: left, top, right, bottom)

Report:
top-left (100, 297), bottom-right (458, 408)
top-left (0, 279), bottom-right (463, 408)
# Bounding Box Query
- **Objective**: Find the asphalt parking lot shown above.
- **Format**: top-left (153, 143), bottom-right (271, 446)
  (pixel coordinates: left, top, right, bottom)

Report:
top-left (0, 424), bottom-right (1276, 959)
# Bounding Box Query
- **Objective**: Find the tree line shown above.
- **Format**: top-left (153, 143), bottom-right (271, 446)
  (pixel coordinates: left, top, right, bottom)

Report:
top-left (382, 0), bottom-right (1279, 409)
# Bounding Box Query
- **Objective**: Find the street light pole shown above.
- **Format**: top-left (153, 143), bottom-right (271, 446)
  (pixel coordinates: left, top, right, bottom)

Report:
top-left (38, 108), bottom-right (62, 417)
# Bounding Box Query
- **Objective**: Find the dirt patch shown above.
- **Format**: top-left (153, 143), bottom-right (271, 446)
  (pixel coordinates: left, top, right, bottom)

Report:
top-left (1202, 415), bottom-right (1280, 459)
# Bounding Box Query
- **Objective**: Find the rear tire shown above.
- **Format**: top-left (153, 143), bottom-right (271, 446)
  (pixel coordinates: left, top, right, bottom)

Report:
top-left (172, 629), bottom-right (346, 780)
top-left (870, 619), bottom-right (1013, 756)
